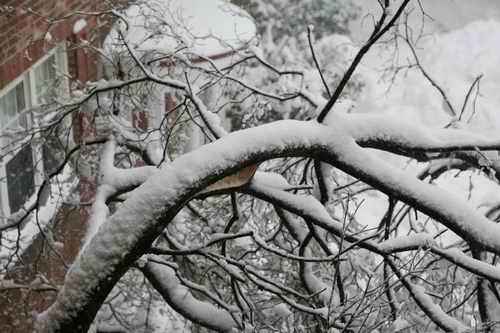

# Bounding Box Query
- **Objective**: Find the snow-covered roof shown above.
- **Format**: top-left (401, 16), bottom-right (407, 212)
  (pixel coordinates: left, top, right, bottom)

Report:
top-left (105, 0), bottom-right (256, 58)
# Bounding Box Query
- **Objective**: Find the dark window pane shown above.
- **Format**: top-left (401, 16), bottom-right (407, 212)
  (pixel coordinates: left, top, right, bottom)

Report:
top-left (15, 82), bottom-right (27, 128)
top-left (47, 55), bottom-right (56, 80)
top-left (15, 82), bottom-right (25, 111)
top-left (6, 144), bottom-right (35, 213)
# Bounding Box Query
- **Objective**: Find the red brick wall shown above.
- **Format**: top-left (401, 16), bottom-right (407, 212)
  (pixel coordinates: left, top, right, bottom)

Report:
top-left (0, 2), bottom-right (114, 332)
top-left (0, 0), bottom-right (106, 89)
top-left (0, 207), bottom-right (85, 333)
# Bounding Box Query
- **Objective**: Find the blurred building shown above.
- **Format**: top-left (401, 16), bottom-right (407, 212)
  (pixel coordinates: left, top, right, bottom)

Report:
top-left (0, 0), bottom-right (255, 332)
top-left (0, 1), bottom-right (107, 332)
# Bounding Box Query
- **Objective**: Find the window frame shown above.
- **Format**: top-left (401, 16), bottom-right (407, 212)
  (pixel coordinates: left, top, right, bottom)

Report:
top-left (0, 43), bottom-right (68, 216)
top-left (0, 73), bottom-right (30, 131)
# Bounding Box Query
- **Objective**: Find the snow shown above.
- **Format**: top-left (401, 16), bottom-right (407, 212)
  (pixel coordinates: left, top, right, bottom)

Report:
top-left (326, 18), bottom-right (500, 244)
top-left (44, 32), bottom-right (52, 42)
top-left (34, 9), bottom-right (500, 331)
top-left (34, 121), bottom-right (343, 330)
top-left (72, 18), bottom-right (87, 34)
top-left (333, 112), bottom-right (500, 155)
top-left (391, 318), bottom-right (410, 332)
top-left (378, 234), bottom-right (434, 253)
top-left (387, 255), bottom-right (469, 331)
top-left (357, 20), bottom-right (500, 132)
top-left (351, 0), bottom-right (500, 40)
top-left (0, 165), bottom-right (76, 273)
top-left (35, 116), bottom-right (500, 331)
top-left (410, 284), bottom-right (469, 332)
top-left (142, 258), bottom-right (239, 332)
top-left (251, 174), bottom-right (343, 232)
top-left (270, 303), bottom-right (292, 318)
top-left (82, 137), bottom-right (158, 248)
top-left (250, 176), bottom-right (344, 306)
top-left (252, 171), bottom-right (291, 190)
top-left (105, 0), bottom-right (256, 57)
top-left (434, 247), bottom-right (500, 282)
top-left (241, 120), bottom-right (500, 257)
top-left (189, 92), bottom-right (227, 137)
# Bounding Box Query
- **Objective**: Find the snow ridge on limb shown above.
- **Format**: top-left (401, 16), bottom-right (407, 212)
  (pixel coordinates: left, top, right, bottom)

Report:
top-left (35, 120), bottom-right (500, 332)
top-left (274, 208), bottom-right (335, 307)
top-left (100, 137), bottom-right (157, 191)
top-left (336, 113), bottom-right (500, 157)
top-left (187, 93), bottom-right (260, 196)
top-left (432, 247), bottom-right (500, 283)
top-left (140, 258), bottom-right (241, 332)
top-left (249, 175), bottom-right (471, 331)
top-left (35, 120), bottom-right (346, 333)
top-left (377, 234), bottom-right (434, 253)
top-left (387, 258), bottom-right (469, 332)
top-left (250, 173), bottom-right (500, 279)
top-left (84, 137), bottom-right (157, 247)
top-left (247, 158), bottom-right (471, 332)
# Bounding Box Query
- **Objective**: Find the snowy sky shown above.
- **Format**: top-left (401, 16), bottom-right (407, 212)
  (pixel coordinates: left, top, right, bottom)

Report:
top-left (351, 0), bottom-right (500, 39)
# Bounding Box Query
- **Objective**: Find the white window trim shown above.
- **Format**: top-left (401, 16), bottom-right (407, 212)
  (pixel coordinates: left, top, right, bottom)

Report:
top-left (0, 43), bottom-right (68, 216)
top-left (0, 73), bottom-right (29, 132)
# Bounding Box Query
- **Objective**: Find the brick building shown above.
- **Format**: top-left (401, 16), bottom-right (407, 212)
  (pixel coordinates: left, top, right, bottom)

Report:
top-left (0, 1), bottom-right (256, 331)
top-left (0, 1), bottom-right (109, 332)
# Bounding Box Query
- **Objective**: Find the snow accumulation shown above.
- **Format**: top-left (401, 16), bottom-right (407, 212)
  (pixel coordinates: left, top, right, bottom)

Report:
top-left (378, 234), bottom-right (434, 253)
top-left (37, 107), bottom-right (500, 330)
top-left (410, 283), bottom-right (468, 332)
top-left (343, 19), bottom-right (500, 232)
top-left (82, 137), bottom-right (157, 249)
top-left (358, 20), bottom-right (500, 131)
top-left (143, 259), bottom-right (239, 332)
top-left (73, 18), bottom-right (88, 34)
top-left (0, 165), bottom-right (76, 273)
top-left (105, 0), bottom-right (256, 57)
top-left (33, 4), bottom-right (500, 331)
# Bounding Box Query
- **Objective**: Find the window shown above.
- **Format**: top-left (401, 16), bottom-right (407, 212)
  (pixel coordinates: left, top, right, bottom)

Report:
top-left (0, 81), bottom-right (28, 130)
top-left (0, 44), bottom-right (68, 215)
top-left (34, 54), bottom-right (57, 104)
top-left (6, 144), bottom-right (35, 213)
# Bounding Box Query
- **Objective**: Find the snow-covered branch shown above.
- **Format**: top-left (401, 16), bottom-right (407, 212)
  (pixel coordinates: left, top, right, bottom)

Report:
top-left (336, 113), bottom-right (500, 157)
top-left (34, 119), bottom-right (500, 331)
top-left (140, 258), bottom-right (241, 332)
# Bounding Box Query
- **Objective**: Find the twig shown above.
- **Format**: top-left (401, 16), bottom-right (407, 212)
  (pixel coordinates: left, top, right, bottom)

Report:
top-left (317, 0), bottom-right (411, 122)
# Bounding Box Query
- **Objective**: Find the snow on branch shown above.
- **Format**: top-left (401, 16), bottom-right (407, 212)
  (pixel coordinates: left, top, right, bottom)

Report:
top-left (377, 234), bottom-right (434, 253)
top-left (35, 120), bottom-right (500, 332)
top-left (140, 258), bottom-right (241, 332)
top-left (100, 137), bottom-right (157, 191)
top-left (275, 208), bottom-right (335, 307)
top-left (336, 113), bottom-right (500, 156)
top-left (432, 247), bottom-right (500, 283)
top-left (249, 172), bottom-right (500, 283)
top-left (388, 258), bottom-right (469, 332)
top-left (83, 137), bottom-right (157, 247)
